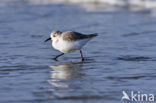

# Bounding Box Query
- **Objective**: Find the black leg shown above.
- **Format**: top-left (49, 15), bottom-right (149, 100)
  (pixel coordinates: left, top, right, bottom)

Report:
top-left (80, 50), bottom-right (84, 61)
top-left (53, 53), bottom-right (64, 60)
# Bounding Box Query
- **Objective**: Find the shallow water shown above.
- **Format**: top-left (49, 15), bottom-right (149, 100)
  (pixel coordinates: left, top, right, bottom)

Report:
top-left (1, 0), bottom-right (156, 103)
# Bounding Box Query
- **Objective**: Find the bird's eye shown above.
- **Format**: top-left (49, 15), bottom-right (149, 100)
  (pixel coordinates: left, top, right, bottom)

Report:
top-left (53, 35), bottom-right (56, 37)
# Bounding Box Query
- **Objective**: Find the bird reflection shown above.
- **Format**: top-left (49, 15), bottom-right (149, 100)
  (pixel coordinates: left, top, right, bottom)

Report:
top-left (48, 61), bottom-right (84, 88)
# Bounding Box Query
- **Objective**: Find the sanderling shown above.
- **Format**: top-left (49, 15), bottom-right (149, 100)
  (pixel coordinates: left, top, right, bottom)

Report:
top-left (45, 30), bottom-right (98, 61)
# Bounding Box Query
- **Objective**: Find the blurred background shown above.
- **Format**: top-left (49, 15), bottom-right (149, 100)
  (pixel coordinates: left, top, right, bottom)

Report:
top-left (1, 0), bottom-right (156, 103)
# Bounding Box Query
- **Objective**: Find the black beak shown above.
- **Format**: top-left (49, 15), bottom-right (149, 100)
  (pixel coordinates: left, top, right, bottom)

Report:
top-left (44, 38), bottom-right (51, 42)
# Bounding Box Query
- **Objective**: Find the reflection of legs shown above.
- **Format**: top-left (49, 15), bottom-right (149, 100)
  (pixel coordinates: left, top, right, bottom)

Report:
top-left (53, 53), bottom-right (64, 60)
top-left (80, 50), bottom-right (84, 61)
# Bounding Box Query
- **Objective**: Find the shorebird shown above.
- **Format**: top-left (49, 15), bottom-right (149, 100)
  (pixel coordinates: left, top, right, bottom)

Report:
top-left (45, 30), bottom-right (98, 61)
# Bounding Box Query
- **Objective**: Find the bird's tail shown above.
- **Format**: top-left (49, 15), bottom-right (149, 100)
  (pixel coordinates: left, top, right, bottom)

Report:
top-left (87, 33), bottom-right (98, 38)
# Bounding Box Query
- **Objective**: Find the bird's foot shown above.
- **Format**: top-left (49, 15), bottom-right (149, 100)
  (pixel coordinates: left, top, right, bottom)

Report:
top-left (81, 58), bottom-right (85, 62)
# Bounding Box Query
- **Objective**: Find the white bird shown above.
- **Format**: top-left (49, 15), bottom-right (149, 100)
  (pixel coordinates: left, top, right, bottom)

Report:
top-left (45, 30), bottom-right (98, 61)
top-left (121, 91), bottom-right (130, 101)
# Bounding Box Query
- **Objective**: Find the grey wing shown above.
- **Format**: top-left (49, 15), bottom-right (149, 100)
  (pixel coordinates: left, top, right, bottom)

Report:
top-left (72, 32), bottom-right (98, 39)
top-left (62, 31), bottom-right (88, 41)
top-left (72, 32), bottom-right (89, 39)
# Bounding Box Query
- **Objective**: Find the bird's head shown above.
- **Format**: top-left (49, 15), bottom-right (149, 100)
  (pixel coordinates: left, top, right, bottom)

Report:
top-left (45, 30), bottom-right (62, 42)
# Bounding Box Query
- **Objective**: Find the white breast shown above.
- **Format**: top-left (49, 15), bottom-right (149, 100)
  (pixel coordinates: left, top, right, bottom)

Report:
top-left (52, 38), bottom-right (90, 53)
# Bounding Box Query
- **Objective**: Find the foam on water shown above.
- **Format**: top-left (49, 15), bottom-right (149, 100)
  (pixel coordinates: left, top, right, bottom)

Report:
top-left (27, 0), bottom-right (156, 9)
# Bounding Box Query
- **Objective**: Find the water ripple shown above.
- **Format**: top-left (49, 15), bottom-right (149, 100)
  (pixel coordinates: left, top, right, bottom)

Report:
top-left (117, 56), bottom-right (155, 61)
